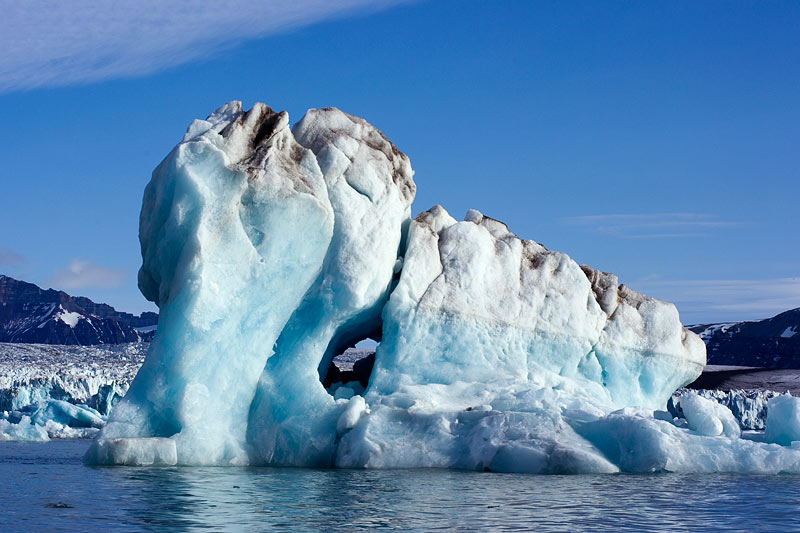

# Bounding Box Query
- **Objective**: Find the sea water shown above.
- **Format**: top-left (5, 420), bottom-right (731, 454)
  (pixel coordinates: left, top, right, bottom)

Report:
top-left (2, 440), bottom-right (799, 532)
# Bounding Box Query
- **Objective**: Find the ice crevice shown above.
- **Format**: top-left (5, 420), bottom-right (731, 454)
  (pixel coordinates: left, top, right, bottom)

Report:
top-left (84, 101), bottom-right (800, 473)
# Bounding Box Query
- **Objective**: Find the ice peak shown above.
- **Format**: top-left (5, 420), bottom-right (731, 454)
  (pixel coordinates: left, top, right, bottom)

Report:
top-left (464, 208), bottom-right (483, 223)
top-left (293, 106), bottom-right (415, 203)
top-left (207, 100), bottom-right (243, 124)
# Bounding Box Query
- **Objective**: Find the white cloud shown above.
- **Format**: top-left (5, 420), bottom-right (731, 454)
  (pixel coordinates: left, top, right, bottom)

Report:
top-left (0, 248), bottom-right (25, 268)
top-left (560, 213), bottom-right (738, 239)
top-left (0, 0), bottom-right (412, 93)
top-left (629, 277), bottom-right (800, 324)
top-left (48, 259), bottom-right (126, 290)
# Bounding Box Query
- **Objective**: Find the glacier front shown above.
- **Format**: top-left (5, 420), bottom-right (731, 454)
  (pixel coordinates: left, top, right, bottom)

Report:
top-left (86, 102), bottom-right (800, 473)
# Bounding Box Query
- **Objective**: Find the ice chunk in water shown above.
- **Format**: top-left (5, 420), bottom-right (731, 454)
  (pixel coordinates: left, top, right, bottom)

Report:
top-left (679, 392), bottom-right (740, 438)
top-left (765, 396), bottom-right (800, 446)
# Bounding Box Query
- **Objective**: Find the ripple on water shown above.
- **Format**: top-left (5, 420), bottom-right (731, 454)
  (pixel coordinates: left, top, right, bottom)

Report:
top-left (1, 440), bottom-right (800, 532)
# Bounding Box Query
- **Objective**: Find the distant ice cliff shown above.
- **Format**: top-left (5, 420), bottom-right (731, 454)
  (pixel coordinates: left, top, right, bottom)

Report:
top-left (0, 342), bottom-right (145, 441)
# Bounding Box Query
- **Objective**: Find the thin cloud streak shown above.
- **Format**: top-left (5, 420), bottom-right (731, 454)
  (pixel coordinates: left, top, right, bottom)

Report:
top-left (0, 0), bottom-right (413, 93)
top-left (48, 259), bottom-right (126, 290)
top-left (630, 277), bottom-right (800, 324)
top-left (625, 233), bottom-right (712, 239)
top-left (560, 213), bottom-right (740, 239)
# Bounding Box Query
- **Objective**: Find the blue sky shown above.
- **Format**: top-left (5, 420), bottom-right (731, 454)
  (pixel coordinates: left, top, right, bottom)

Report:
top-left (0, 0), bottom-right (798, 324)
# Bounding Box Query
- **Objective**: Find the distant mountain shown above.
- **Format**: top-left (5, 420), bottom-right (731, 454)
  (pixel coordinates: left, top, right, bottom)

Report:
top-left (689, 308), bottom-right (800, 369)
top-left (0, 275), bottom-right (157, 345)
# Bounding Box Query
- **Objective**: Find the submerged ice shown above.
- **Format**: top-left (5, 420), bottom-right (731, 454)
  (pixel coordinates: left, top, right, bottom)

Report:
top-left (85, 102), bottom-right (800, 473)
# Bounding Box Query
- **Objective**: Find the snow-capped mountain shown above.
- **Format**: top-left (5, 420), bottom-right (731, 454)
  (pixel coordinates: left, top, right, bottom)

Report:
top-left (0, 275), bottom-right (157, 345)
top-left (688, 308), bottom-right (800, 368)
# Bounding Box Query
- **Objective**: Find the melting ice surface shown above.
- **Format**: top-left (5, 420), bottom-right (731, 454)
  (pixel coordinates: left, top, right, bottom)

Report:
top-left (84, 102), bottom-right (800, 473)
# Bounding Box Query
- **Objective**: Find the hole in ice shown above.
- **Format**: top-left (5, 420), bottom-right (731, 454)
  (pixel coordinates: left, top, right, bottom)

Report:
top-left (322, 339), bottom-right (377, 400)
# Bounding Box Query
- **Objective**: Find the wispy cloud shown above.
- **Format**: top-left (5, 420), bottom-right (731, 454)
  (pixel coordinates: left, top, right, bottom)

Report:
top-left (560, 213), bottom-right (739, 239)
top-left (629, 277), bottom-right (800, 324)
top-left (0, 0), bottom-right (412, 93)
top-left (49, 259), bottom-right (126, 290)
top-left (0, 248), bottom-right (25, 269)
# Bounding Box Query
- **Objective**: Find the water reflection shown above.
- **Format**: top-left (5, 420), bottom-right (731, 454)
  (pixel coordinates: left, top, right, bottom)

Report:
top-left (91, 463), bottom-right (800, 531)
top-left (3, 440), bottom-right (800, 531)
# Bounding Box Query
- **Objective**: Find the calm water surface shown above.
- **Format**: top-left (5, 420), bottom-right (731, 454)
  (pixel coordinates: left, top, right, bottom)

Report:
top-left (2, 440), bottom-right (799, 532)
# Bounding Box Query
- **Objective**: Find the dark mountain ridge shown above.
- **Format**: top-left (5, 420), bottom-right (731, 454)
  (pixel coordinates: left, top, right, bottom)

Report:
top-left (0, 275), bottom-right (157, 345)
top-left (689, 307), bottom-right (800, 369)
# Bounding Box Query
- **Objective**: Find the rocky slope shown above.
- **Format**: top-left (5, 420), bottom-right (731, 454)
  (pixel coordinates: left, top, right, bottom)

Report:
top-left (689, 308), bottom-right (800, 368)
top-left (0, 275), bottom-right (157, 345)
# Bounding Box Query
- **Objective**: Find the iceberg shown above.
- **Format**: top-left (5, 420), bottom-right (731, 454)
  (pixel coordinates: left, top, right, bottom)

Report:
top-left (86, 101), bottom-right (800, 473)
top-left (678, 392), bottom-right (741, 438)
top-left (669, 388), bottom-right (786, 430)
top-left (1, 399), bottom-right (107, 441)
top-left (765, 396), bottom-right (800, 446)
top-left (0, 416), bottom-right (50, 442)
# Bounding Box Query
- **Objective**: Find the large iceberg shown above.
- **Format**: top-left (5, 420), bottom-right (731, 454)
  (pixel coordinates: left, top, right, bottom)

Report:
top-left (86, 102), bottom-right (800, 473)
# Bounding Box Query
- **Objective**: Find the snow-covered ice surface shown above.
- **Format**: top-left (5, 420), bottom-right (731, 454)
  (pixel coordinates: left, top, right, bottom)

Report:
top-left (0, 342), bottom-right (145, 412)
top-left (0, 342), bottom-right (147, 441)
top-left (84, 101), bottom-right (800, 473)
